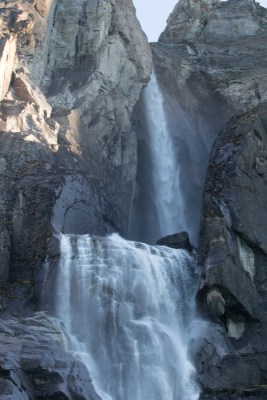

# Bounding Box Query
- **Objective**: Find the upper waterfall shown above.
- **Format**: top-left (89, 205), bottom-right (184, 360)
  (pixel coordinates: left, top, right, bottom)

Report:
top-left (130, 72), bottom-right (186, 244)
top-left (52, 233), bottom-right (200, 400)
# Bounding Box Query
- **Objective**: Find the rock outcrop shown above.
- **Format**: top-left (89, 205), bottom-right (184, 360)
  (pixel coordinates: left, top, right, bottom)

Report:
top-left (197, 103), bottom-right (267, 400)
top-left (156, 231), bottom-right (194, 251)
top-left (159, 0), bottom-right (267, 113)
top-left (0, 0), bottom-right (152, 284)
top-left (0, 313), bottom-right (101, 399)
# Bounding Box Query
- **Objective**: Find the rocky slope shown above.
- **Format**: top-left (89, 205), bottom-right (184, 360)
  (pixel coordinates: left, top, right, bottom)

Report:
top-left (0, 0), bottom-right (151, 398)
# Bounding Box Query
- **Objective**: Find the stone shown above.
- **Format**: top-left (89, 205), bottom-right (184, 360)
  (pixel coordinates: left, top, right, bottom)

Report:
top-left (197, 103), bottom-right (267, 397)
top-left (0, 2), bottom-right (151, 396)
top-left (0, 0), bottom-right (267, 398)
top-left (206, 289), bottom-right (226, 322)
top-left (13, 74), bottom-right (52, 117)
top-left (0, 34), bottom-right (16, 100)
top-left (34, 0), bottom-right (54, 18)
top-left (156, 231), bottom-right (194, 251)
top-left (0, 0), bottom-right (151, 284)
top-left (0, 314), bottom-right (102, 400)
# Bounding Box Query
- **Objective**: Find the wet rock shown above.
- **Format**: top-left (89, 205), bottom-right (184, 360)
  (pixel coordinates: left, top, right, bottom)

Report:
top-left (0, 313), bottom-right (102, 400)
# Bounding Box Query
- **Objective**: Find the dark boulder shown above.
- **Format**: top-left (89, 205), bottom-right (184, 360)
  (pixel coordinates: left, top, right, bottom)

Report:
top-left (197, 103), bottom-right (267, 397)
top-left (156, 231), bottom-right (194, 251)
top-left (0, 313), bottom-right (102, 400)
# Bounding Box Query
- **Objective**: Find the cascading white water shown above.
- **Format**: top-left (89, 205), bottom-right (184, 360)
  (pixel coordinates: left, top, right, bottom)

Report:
top-left (144, 72), bottom-right (185, 237)
top-left (55, 233), bottom-right (200, 400)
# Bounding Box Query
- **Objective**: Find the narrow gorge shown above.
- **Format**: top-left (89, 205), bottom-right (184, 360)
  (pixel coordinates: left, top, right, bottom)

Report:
top-left (0, 0), bottom-right (267, 399)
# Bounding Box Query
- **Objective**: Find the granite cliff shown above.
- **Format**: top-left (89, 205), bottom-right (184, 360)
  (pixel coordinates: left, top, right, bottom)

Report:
top-left (0, 0), bottom-right (151, 397)
top-left (0, 0), bottom-right (151, 285)
top-left (1, 0), bottom-right (267, 399)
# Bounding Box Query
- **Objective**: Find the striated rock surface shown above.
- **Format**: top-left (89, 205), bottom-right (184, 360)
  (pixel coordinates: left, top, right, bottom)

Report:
top-left (158, 0), bottom-right (267, 113)
top-left (0, 0), bottom-right (152, 284)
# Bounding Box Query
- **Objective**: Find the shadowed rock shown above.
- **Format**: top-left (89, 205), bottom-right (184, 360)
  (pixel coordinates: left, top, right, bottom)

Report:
top-left (156, 231), bottom-right (194, 251)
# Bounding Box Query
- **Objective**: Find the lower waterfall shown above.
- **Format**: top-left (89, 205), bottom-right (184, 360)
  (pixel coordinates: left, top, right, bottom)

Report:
top-left (54, 233), bottom-right (200, 400)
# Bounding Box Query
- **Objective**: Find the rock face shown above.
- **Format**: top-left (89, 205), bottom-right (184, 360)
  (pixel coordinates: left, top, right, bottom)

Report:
top-left (197, 103), bottom-right (267, 399)
top-left (0, 0), bottom-right (152, 284)
top-left (159, 0), bottom-right (267, 113)
top-left (0, 0), bottom-right (151, 398)
top-left (0, 313), bottom-right (101, 400)
top-left (1, 0), bottom-right (267, 399)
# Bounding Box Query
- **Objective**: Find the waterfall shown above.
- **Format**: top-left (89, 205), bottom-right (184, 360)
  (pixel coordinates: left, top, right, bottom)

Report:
top-left (131, 72), bottom-right (186, 244)
top-left (49, 68), bottom-right (203, 400)
top-left (54, 233), bottom-right (200, 400)
top-left (144, 73), bottom-right (185, 237)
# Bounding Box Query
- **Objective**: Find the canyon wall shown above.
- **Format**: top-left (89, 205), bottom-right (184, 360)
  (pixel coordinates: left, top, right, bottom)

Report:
top-left (151, 0), bottom-right (267, 398)
top-left (149, 0), bottom-right (266, 245)
top-left (1, 0), bottom-right (267, 398)
top-left (0, 1), bottom-right (151, 398)
top-left (0, 0), bottom-right (152, 284)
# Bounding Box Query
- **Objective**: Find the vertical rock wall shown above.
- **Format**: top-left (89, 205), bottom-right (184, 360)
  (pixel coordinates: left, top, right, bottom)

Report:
top-left (0, 1), bottom-right (151, 397)
top-left (0, 0), bottom-right (152, 285)
top-left (44, 0), bottom-right (152, 235)
top-left (197, 103), bottom-right (267, 400)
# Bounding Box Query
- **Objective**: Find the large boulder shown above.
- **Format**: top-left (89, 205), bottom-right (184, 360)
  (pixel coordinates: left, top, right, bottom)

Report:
top-left (0, 313), bottom-right (102, 400)
top-left (197, 103), bottom-right (267, 398)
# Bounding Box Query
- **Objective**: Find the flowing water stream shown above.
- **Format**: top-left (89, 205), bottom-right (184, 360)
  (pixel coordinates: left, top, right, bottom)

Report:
top-left (131, 72), bottom-right (186, 244)
top-left (55, 233), bottom-right (200, 400)
top-left (142, 72), bottom-right (185, 238)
